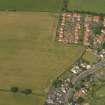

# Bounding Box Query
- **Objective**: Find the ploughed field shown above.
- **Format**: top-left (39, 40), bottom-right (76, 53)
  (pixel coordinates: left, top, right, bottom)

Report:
top-left (0, 12), bottom-right (83, 105)
top-left (68, 0), bottom-right (105, 13)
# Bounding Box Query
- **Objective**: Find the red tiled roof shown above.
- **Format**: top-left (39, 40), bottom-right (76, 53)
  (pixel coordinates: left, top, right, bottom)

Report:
top-left (74, 90), bottom-right (83, 97)
top-left (93, 16), bottom-right (100, 22)
top-left (96, 35), bottom-right (105, 43)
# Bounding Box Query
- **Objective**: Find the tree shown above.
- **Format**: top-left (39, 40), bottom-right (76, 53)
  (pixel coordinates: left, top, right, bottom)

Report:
top-left (74, 82), bottom-right (82, 91)
top-left (21, 89), bottom-right (32, 95)
top-left (77, 97), bottom-right (84, 104)
top-left (102, 42), bottom-right (105, 49)
top-left (53, 79), bottom-right (62, 88)
top-left (10, 87), bottom-right (19, 93)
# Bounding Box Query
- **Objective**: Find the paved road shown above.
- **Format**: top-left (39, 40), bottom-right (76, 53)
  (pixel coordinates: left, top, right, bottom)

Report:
top-left (45, 60), bottom-right (105, 105)
top-left (72, 60), bottom-right (105, 85)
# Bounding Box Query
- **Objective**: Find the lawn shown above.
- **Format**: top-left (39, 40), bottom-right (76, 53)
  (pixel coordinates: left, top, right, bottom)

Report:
top-left (86, 76), bottom-right (105, 105)
top-left (0, 12), bottom-right (83, 105)
top-left (86, 84), bottom-right (105, 105)
top-left (68, 0), bottom-right (105, 13)
top-left (84, 68), bottom-right (105, 105)
top-left (0, 0), bottom-right (62, 12)
top-left (83, 50), bottom-right (97, 64)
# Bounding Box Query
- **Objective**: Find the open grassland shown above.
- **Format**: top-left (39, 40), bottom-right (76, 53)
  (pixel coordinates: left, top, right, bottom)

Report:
top-left (0, 0), bottom-right (62, 12)
top-left (68, 0), bottom-right (105, 13)
top-left (0, 12), bottom-right (83, 105)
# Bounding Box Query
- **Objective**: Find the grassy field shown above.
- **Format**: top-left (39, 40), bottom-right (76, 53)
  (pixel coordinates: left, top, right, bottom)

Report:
top-left (68, 0), bottom-right (105, 13)
top-left (86, 74), bottom-right (105, 105)
top-left (0, 92), bottom-right (45, 105)
top-left (86, 84), bottom-right (105, 105)
top-left (83, 50), bottom-right (97, 64)
top-left (0, 0), bottom-right (62, 12)
top-left (84, 68), bottom-right (105, 105)
top-left (0, 12), bottom-right (83, 105)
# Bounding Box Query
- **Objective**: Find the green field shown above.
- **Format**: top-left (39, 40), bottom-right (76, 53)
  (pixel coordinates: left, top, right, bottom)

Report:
top-left (0, 0), bottom-right (62, 12)
top-left (86, 72), bottom-right (105, 105)
top-left (0, 92), bottom-right (45, 105)
top-left (0, 12), bottom-right (83, 105)
top-left (83, 50), bottom-right (97, 64)
top-left (86, 86), bottom-right (105, 105)
top-left (68, 0), bottom-right (105, 13)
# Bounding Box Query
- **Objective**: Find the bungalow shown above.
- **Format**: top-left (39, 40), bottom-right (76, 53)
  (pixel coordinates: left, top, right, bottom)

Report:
top-left (66, 13), bottom-right (72, 17)
top-left (58, 38), bottom-right (63, 42)
top-left (101, 29), bottom-right (105, 34)
top-left (74, 89), bottom-right (83, 98)
top-left (58, 13), bottom-right (66, 41)
top-left (93, 16), bottom-right (100, 22)
top-left (74, 28), bottom-right (80, 44)
top-left (73, 13), bottom-right (78, 17)
top-left (86, 65), bottom-right (91, 70)
top-left (83, 20), bottom-right (91, 46)
top-left (74, 88), bottom-right (87, 99)
top-left (59, 32), bottom-right (64, 37)
top-left (85, 16), bottom-right (92, 23)
top-left (95, 34), bottom-right (105, 43)
top-left (83, 31), bottom-right (90, 46)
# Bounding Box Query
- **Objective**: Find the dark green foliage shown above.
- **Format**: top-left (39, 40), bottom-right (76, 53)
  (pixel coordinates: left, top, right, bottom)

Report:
top-left (100, 16), bottom-right (104, 21)
top-left (97, 47), bottom-right (102, 53)
top-left (62, 0), bottom-right (69, 11)
top-left (53, 79), bottom-right (62, 88)
top-left (93, 23), bottom-right (103, 35)
top-left (77, 97), bottom-right (84, 104)
top-left (10, 87), bottom-right (19, 93)
top-left (74, 82), bottom-right (82, 90)
top-left (102, 42), bottom-right (105, 49)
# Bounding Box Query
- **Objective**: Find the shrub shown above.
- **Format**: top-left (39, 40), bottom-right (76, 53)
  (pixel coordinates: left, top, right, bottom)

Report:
top-left (53, 79), bottom-right (62, 88)
top-left (21, 89), bottom-right (32, 95)
top-left (77, 97), bottom-right (84, 104)
top-left (102, 42), bottom-right (105, 49)
top-left (10, 87), bottom-right (19, 93)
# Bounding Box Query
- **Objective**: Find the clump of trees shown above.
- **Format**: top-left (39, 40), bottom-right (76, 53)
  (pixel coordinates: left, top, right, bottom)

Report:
top-left (21, 89), bottom-right (32, 95)
top-left (53, 79), bottom-right (63, 88)
top-left (77, 97), bottom-right (84, 104)
top-left (93, 23), bottom-right (104, 35)
top-left (10, 86), bottom-right (32, 95)
top-left (10, 87), bottom-right (19, 93)
top-left (102, 42), bottom-right (105, 49)
top-left (63, 0), bottom-right (69, 12)
top-left (68, 10), bottom-right (105, 16)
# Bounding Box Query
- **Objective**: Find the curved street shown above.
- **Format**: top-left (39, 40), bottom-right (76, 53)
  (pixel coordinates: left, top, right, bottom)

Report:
top-left (45, 59), bottom-right (105, 105)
